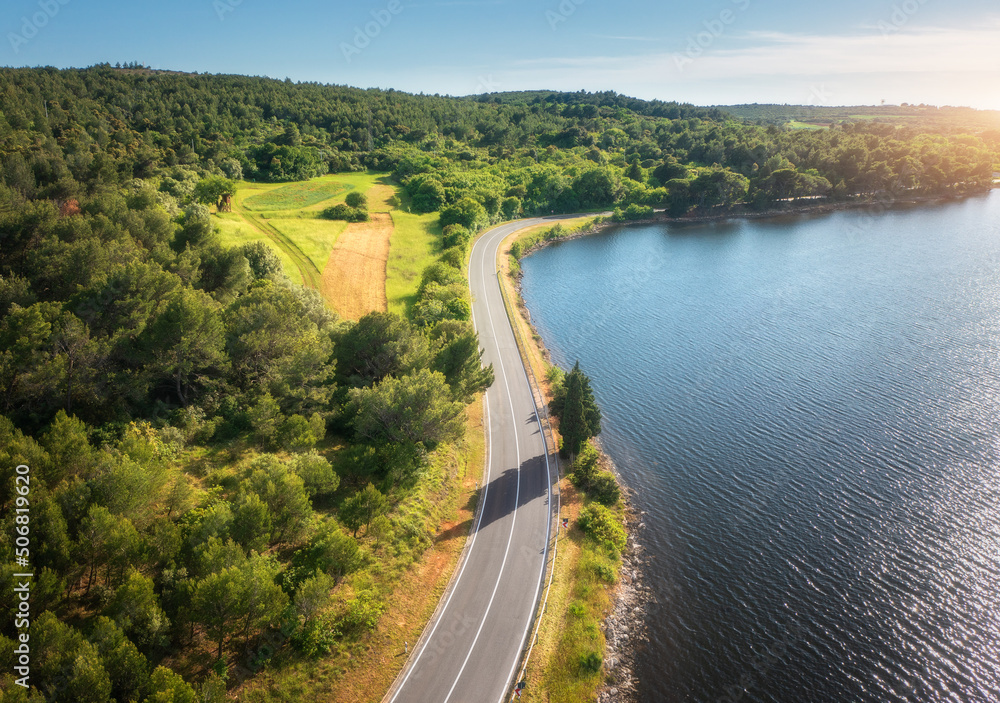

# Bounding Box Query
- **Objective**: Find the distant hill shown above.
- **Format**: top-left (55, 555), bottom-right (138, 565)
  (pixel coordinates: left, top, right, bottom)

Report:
top-left (713, 103), bottom-right (1000, 132)
top-left (466, 89), bottom-right (730, 121)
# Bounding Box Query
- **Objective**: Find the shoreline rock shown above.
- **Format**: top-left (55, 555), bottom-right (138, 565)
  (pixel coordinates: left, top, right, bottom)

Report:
top-left (506, 265), bottom-right (650, 702)
top-left (594, 442), bottom-right (649, 703)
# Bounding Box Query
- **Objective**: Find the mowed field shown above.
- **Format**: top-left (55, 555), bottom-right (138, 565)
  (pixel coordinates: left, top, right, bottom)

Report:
top-left (321, 213), bottom-right (393, 320)
top-left (386, 210), bottom-right (441, 316)
top-left (214, 173), bottom-right (440, 319)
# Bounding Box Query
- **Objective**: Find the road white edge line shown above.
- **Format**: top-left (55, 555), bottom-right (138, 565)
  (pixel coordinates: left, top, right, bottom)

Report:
top-left (440, 224), bottom-right (526, 703)
top-left (491, 226), bottom-right (555, 703)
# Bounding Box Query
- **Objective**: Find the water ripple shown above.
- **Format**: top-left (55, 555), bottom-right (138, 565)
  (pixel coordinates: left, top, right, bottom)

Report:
top-left (521, 192), bottom-right (1000, 702)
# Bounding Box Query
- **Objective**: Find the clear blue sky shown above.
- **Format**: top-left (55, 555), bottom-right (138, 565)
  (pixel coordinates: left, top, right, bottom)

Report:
top-left (3, 0), bottom-right (999, 109)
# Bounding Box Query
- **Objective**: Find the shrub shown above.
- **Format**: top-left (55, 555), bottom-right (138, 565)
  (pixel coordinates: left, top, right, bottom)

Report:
top-left (501, 196), bottom-right (522, 219)
top-left (407, 174), bottom-right (445, 213)
top-left (611, 203), bottom-right (654, 222)
top-left (579, 651), bottom-right (603, 674)
top-left (440, 246), bottom-right (466, 268)
top-left (277, 413), bottom-right (323, 450)
top-left (290, 450), bottom-right (339, 498)
top-left (588, 471), bottom-right (621, 506)
top-left (291, 611), bottom-right (338, 657)
top-left (336, 591), bottom-right (385, 636)
top-left (240, 241), bottom-right (284, 280)
top-left (412, 282), bottom-right (471, 326)
top-left (625, 202), bottom-right (654, 218)
top-left (171, 405), bottom-right (221, 444)
top-left (569, 444), bottom-right (600, 488)
top-left (545, 365), bottom-right (565, 387)
top-left (577, 503), bottom-right (626, 555)
top-left (569, 443), bottom-right (622, 505)
top-left (321, 203), bottom-right (369, 222)
top-left (344, 191), bottom-right (368, 209)
top-left (418, 262), bottom-right (465, 292)
top-left (588, 557), bottom-right (617, 584)
top-left (439, 197), bottom-right (487, 231)
top-left (442, 224), bottom-right (472, 249)
top-left (283, 525), bottom-right (362, 589)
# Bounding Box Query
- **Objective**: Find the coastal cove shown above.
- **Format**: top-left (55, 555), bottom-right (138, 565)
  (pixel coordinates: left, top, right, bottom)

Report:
top-left (518, 190), bottom-right (1000, 702)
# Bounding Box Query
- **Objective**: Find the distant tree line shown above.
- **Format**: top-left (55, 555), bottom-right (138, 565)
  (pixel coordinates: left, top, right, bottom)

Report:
top-left (0, 66), bottom-right (994, 228)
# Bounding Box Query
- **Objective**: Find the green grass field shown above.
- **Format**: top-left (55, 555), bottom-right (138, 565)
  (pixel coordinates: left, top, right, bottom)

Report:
top-left (240, 172), bottom-right (387, 212)
top-left (219, 174), bottom-right (382, 287)
top-left (788, 120), bottom-right (829, 130)
top-left (216, 173), bottom-right (442, 314)
top-left (301, 172), bottom-right (387, 211)
top-left (264, 217), bottom-right (349, 272)
top-left (214, 211), bottom-right (300, 277)
top-left (386, 210), bottom-right (441, 316)
top-left (242, 179), bottom-right (349, 211)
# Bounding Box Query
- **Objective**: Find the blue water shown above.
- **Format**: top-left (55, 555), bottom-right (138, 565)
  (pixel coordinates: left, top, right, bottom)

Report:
top-left (520, 192), bottom-right (1000, 702)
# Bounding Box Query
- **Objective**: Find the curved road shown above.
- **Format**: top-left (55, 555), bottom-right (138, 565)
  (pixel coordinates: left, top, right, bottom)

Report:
top-left (385, 218), bottom-right (560, 703)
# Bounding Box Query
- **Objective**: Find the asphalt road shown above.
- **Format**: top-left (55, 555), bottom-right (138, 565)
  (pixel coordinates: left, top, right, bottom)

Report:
top-left (385, 218), bottom-right (559, 703)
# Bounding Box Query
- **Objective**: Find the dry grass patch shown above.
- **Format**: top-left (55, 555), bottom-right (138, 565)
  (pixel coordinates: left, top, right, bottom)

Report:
top-left (321, 213), bottom-right (393, 320)
top-left (366, 183), bottom-right (397, 211)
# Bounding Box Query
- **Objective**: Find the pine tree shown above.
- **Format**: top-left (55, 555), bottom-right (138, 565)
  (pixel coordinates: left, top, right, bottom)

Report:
top-left (558, 361), bottom-right (601, 457)
top-left (626, 160), bottom-right (643, 182)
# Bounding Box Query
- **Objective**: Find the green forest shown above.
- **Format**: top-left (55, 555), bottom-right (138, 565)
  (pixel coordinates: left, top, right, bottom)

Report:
top-left (1, 64), bottom-right (999, 702)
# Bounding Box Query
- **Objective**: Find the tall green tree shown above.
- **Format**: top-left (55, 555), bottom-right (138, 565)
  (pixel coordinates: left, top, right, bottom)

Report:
top-left (225, 280), bottom-right (335, 414)
top-left (143, 666), bottom-right (197, 703)
top-left (33, 612), bottom-right (112, 703)
top-left (290, 449), bottom-right (339, 498)
top-left (430, 320), bottom-right (494, 402)
top-left (556, 361), bottom-right (601, 457)
top-left (88, 617), bottom-right (151, 703)
top-left (350, 369), bottom-right (465, 449)
top-left (241, 454), bottom-right (313, 542)
top-left (145, 288), bottom-right (228, 405)
top-left (339, 483), bottom-right (388, 537)
top-left (191, 552), bottom-right (288, 660)
top-left (191, 566), bottom-right (243, 659)
top-left (334, 312), bottom-right (430, 388)
top-left (105, 570), bottom-right (171, 651)
top-left (439, 197), bottom-right (488, 231)
top-left (236, 552), bottom-right (288, 642)
top-left (287, 523), bottom-right (362, 587)
top-left (78, 505), bottom-right (143, 593)
top-left (689, 166), bottom-right (750, 208)
top-left (40, 410), bottom-right (94, 483)
top-left (192, 175), bottom-right (237, 211)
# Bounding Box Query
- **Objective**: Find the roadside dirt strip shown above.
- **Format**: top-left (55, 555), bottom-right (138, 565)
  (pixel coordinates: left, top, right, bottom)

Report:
top-left (321, 212), bottom-right (393, 320)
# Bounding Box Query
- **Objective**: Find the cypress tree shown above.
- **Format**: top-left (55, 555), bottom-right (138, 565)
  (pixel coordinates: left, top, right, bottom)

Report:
top-left (558, 361), bottom-right (601, 457)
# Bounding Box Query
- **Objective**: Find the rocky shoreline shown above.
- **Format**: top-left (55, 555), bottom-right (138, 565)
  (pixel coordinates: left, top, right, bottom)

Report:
top-left (595, 445), bottom-right (650, 703)
top-left (508, 266), bottom-right (651, 703)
